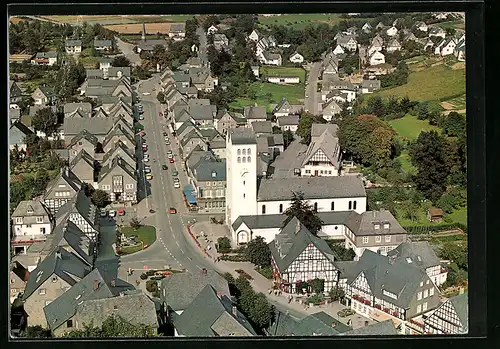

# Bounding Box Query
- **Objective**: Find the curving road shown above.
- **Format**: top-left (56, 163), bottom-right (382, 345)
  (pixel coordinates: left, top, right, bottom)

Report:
top-left (114, 36), bottom-right (142, 66)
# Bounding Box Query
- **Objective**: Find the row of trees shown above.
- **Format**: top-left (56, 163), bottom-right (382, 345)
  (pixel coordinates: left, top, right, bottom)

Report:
top-left (222, 273), bottom-right (274, 333)
top-left (9, 19), bottom-right (73, 54)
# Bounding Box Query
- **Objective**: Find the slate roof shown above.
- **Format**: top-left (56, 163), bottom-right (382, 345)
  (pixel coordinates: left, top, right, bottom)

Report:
top-left (44, 167), bottom-right (83, 199)
top-left (361, 79), bottom-right (381, 90)
top-left (99, 157), bottom-right (136, 183)
top-left (341, 319), bottom-right (397, 336)
top-left (257, 176), bottom-right (366, 201)
top-left (170, 23), bottom-right (185, 33)
top-left (278, 115), bottom-right (300, 126)
top-left (22, 246), bottom-right (91, 301)
top-left (68, 129), bottom-right (99, 148)
top-left (35, 51), bottom-right (58, 59)
top-left (93, 38), bottom-right (112, 47)
top-left (75, 291), bottom-right (158, 329)
top-left (347, 210), bottom-right (407, 237)
top-left (102, 124), bottom-right (135, 148)
top-left (53, 190), bottom-right (98, 231)
top-left (172, 284), bottom-right (256, 336)
top-left (251, 121), bottom-right (273, 134)
top-left (229, 128), bottom-right (257, 145)
top-left (64, 117), bottom-right (115, 136)
top-left (108, 67), bottom-right (131, 78)
top-left (102, 140), bottom-right (135, 165)
top-left (189, 105), bottom-right (214, 120)
top-left (69, 149), bottom-right (95, 169)
top-left (337, 35), bottom-right (357, 45)
top-left (137, 39), bottom-right (168, 51)
top-left (269, 217), bottom-right (339, 271)
top-left (34, 86), bottom-right (56, 98)
top-left (65, 39), bottom-right (82, 46)
top-left (11, 200), bottom-right (52, 224)
top-left (172, 72), bottom-right (191, 83)
top-left (9, 108), bottom-right (21, 121)
top-left (244, 105), bottom-right (267, 120)
top-left (48, 220), bottom-right (94, 265)
top-left (347, 250), bottom-right (428, 309)
top-left (86, 69), bottom-right (104, 79)
top-left (64, 103), bottom-right (92, 115)
top-left (9, 121), bottom-right (35, 146)
top-left (160, 270), bottom-right (230, 311)
top-left (387, 241), bottom-right (441, 270)
top-left (44, 268), bottom-right (114, 331)
top-left (302, 124), bottom-right (340, 168)
top-left (448, 293), bottom-right (468, 332)
top-left (192, 159), bottom-right (226, 182)
top-left (293, 312), bottom-right (351, 336)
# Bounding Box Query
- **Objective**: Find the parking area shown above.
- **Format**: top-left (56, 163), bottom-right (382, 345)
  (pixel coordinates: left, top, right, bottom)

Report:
top-left (188, 221), bottom-right (231, 252)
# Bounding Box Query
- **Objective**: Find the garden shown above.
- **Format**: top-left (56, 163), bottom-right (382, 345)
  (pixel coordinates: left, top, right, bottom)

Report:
top-left (117, 222), bottom-right (156, 255)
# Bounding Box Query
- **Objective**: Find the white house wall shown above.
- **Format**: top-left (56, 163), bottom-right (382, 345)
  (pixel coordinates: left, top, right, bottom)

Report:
top-left (12, 222), bottom-right (52, 239)
top-left (258, 197), bottom-right (367, 215)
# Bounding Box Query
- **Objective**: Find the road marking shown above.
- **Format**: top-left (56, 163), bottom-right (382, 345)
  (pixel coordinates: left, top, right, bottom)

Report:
top-left (175, 241), bottom-right (179, 247)
top-left (196, 265), bottom-right (202, 270)
top-left (180, 249), bottom-right (184, 254)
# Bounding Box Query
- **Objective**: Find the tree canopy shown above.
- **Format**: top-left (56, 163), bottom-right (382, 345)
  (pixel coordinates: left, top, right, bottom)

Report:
top-left (32, 107), bottom-right (58, 137)
top-left (245, 236), bottom-right (271, 268)
top-left (111, 55), bottom-right (131, 67)
top-left (63, 315), bottom-right (158, 338)
top-left (296, 112), bottom-right (326, 145)
top-left (282, 191), bottom-right (323, 235)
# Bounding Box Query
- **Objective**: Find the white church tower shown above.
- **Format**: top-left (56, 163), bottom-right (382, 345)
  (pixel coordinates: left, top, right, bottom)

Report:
top-left (226, 128), bottom-right (258, 243)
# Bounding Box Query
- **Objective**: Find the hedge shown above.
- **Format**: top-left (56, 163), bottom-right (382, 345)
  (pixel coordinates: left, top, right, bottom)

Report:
top-left (403, 223), bottom-right (467, 234)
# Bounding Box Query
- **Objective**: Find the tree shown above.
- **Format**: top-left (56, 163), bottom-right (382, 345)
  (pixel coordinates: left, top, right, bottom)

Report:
top-left (156, 91), bottom-right (165, 104)
top-left (217, 236), bottom-right (232, 252)
top-left (409, 131), bottom-right (450, 202)
top-left (441, 112), bottom-right (466, 138)
top-left (439, 242), bottom-right (467, 270)
top-left (32, 107), bottom-right (58, 138)
top-left (64, 315), bottom-right (158, 337)
top-left (245, 236), bottom-right (271, 268)
top-left (248, 292), bottom-right (274, 329)
top-left (365, 95), bottom-right (385, 117)
top-left (328, 286), bottom-right (345, 301)
top-left (91, 189), bottom-right (109, 208)
top-left (130, 217), bottom-right (142, 230)
top-left (310, 278), bottom-right (325, 294)
top-left (111, 55), bottom-right (131, 67)
top-left (22, 325), bottom-right (52, 338)
top-left (327, 241), bottom-right (356, 261)
top-left (282, 130), bottom-right (295, 149)
top-left (282, 191), bottom-right (323, 235)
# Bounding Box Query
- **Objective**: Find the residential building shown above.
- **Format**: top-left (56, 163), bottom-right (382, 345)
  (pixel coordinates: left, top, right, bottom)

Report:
top-left (99, 57), bottom-right (112, 78)
top-left (270, 217), bottom-right (341, 294)
top-left (48, 220), bottom-right (95, 267)
top-left (190, 158), bottom-right (226, 213)
top-left (386, 26), bottom-right (398, 37)
top-left (169, 23), bottom-right (186, 40)
top-left (424, 293), bottom-right (468, 335)
top-left (342, 250), bottom-right (441, 329)
top-left (31, 51), bottom-right (58, 66)
top-left (69, 149), bottom-right (95, 186)
top-left (301, 124), bottom-right (341, 176)
top-left (413, 21), bottom-right (428, 32)
top-left (10, 263), bottom-right (29, 303)
top-left (321, 99), bottom-right (342, 121)
top-left (170, 284), bottom-right (257, 336)
top-left (214, 109), bottom-right (245, 135)
top-left (277, 115), bottom-right (300, 133)
top-left (362, 22), bottom-right (372, 33)
top-left (428, 27), bottom-right (446, 38)
top-left (53, 189), bottom-right (99, 239)
top-left (337, 35), bottom-right (358, 51)
top-left (386, 39), bottom-right (402, 52)
top-left (32, 86), bottom-right (56, 106)
top-left (387, 241), bottom-right (448, 287)
top-left (267, 76), bottom-right (300, 84)
top-left (243, 106), bottom-right (267, 124)
top-left (9, 81), bottom-right (23, 104)
top-left (289, 52), bottom-right (304, 64)
top-left (435, 38), bottom-right (457, 56)
top-left (248, 29), bottom-right (261, 42)
top-left (454, 36), bottom-right (465, 61)
top-left (272, 98), bottom-right (303, 117)
top-left (9, 121), bottom-right (34, 152)
top-left (360, 79), bottom-right (381, 94)
top-left (9, 107), bottom-right (21, 125)
top-left (22, 247), bottom-right (91, 327)
top-left (64, 103), bottom-right (92, 118)
top-left (11, 200), bottom-right (53, 242)
top-left (101, 140), bottom-right (136, 169)
top-left (213, 33), bottom-right (229, 51)
top-left (67, 130), bottom-right (98, 163)
top-left (207, 25), bottom-right (218, 35)
top-left (340, 319), bottom-right (397, 336)
top-left (63, 117), bottom-right (115, 146)
top-left (369, 51), bottom-right (386, 66)
top-left (98, 157), bottom-right (137, 204)
top-left (102, 124), bottom-right (135, 153)
top-left (65, 39), bottom-right (82, 54)
top-left (267, 310), bottom-right (351, 336)
top-left (333, 44), bottom-right (345, 55)
top-left (93, 38), bottom-right (113, 52)
top-left (43, 167), bottom-right (83, 216)
top-left (258, 51), bottom-right (282, 66)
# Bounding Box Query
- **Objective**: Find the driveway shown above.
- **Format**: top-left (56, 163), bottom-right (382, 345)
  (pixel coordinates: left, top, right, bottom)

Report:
top-left (304, 61), bottom-right (322, 116)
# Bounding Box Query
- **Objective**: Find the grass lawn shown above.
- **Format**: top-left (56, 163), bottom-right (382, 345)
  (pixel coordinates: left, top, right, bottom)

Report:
top-left (229, 81), bottom-right (304, 112)
top-left (443, 94), bottom-right (466, 110)
top-left (397, 206), bottom-right (467, 227)
top-left (121, 225), bottom-right (156, 246)
top-left (397, 150), bottom-right (416, 174)
top-left (257, 14), bottom-right (373, 29)
top-left (435, 20), bottom-right (465, 30)
top-left (447, 207), bottom-right (468, 226)
top-left (376, 64), bottom-right (465, 102)
top-left (260, 66), bottom-right (306, 82)
top-left (389, 114), bottom-right (440, 141)
top-left (79, 55), bottom-right (100, 68)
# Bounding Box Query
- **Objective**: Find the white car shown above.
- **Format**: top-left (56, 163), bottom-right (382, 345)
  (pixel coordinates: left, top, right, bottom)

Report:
top-left (139, 116), bottom-right (144, 120)
top-left (108, 210), bottom-right (117, 217)
top-left (143, 157), bottom-right (150, 162)
top-left (174, 182), bottom-right (180, 188)
top-left (142, 92), bottom-right (151, 96)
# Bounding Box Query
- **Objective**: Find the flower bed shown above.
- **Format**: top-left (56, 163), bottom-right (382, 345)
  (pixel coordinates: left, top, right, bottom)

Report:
top-left (235, 269), bottom-right (253, 280)
top-left (375, 304), bottom-right (382, 310)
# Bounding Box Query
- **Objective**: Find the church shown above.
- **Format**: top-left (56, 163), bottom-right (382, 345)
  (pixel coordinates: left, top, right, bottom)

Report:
top-left (225, 127), bottom-right (369, 246)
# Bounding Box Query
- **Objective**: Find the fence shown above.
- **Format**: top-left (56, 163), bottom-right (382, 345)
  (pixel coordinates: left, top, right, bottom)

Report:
top-left (403, 223), bottom-right (467, 235)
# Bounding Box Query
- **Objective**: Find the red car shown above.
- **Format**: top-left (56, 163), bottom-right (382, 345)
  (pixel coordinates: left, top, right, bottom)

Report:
top-left (118, 209), bottom-right (125, 216)
top-left (169, 158), bottom-right (174, 163)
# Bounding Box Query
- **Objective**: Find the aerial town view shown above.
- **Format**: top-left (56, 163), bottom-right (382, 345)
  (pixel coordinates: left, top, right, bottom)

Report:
top-left (8, 12), bottom-right (468, 338)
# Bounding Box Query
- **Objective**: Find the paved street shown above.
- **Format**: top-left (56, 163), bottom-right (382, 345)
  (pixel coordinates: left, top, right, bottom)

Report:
top-left (304, 61), bottom-right (322, 116)
top-left (196, 26), bottom-right (209, 67)
top-left (115, 36), bottom-right (142, 66)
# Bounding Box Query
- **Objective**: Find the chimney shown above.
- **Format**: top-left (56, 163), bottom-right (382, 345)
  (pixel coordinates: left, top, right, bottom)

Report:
top-left (232, 306), bottom-right (237, 316)
top-left (111, 279), bottom-right (116, 287)
top-left (55, 251), bottom-right (62, 259)
top-left (93, 279), bottom-right (99, 290)
top-left (331, 322), bottom-right (337, 328)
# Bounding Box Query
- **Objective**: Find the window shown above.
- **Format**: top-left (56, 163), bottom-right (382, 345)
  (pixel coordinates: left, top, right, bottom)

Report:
top-left (126, 184), bottom-right (134, 189)
top-left (375, 236), bottom-right (381, 243)
top-left (353, 201), bottom-right (357, 210)
top-left (426, 280), bottom-right (429, 285)
top-left (331, 202), bottom-right (334, 210)
top-left (242, 149), bottom-right (246, 155)
top-left (243, 194), bottom-right (245, 198)
top-left (429, 288), bottom-right (434, 296)
top-left (305, 170), bottom-right (311, 174)
top-left (383, 223), bottom-right (390, 229)
top-left (320, 170), bottom-right (323, 174)
top-left (374, 224), bottom-right (380, 230)
top-left (348, 201), bottom-right (352, 210)
top-left (66, 320), bottom-right (73, 328)
top-left (420, 281), bottom-right (424, 287)
top-left (78, 141), bottom-right (82, 145)
top-left (247, 156), bottom-right (251, 163)
top-left (247, 148), bottom-right (251, 155)
top-left (15, 217), bottom-right (23, 224)
top-left (243, 181), bottom-right (245, 186)
top-left (363, 237), bottom-right (369, 244)
top-left (237, 157), bottom-right (241, 163)
top-left (237, 149), bottom-right (241, 155)
top-left (329, 171), bottom-right (332, 174)
top-left (313, 202), bottom-right (318, 211)
top-left (279, 204), bottom-right (283, 213)
top-left (385, 235), bottom-right (391, 242)
top-left (422, 302), bottom-right (428, 312)
top-left (423, 290), bottom-right (428, 298)
top-left (417, 292), bottom-right (422, 300)
top-left (262, 205), bottom-right (266, 214)
top-left (417, 304), bottom-right (422, 313)
top-left (36, 216), bottom-right (44, 223)
top-left (39, 288), bottom-right (46, 295)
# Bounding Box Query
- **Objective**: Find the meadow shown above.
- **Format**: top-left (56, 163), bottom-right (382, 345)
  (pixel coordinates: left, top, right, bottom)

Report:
top-left (389, 114), bottom-right (440, 141)
top-left (260, 66), bottom-right (306, 82)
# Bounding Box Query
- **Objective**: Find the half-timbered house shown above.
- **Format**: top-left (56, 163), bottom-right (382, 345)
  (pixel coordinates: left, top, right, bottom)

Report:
top-left (43, 167), bottom-right (83, 215)
top-left (269, 217), bottom-right (341, 294)
top-left (53, 190), bottom-right (99, 240)
top-left (423, 293), bottom-right (468, 335)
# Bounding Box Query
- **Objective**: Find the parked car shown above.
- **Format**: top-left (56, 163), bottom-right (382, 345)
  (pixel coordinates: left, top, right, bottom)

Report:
top-left (174, 182), bottom-right (180, 188)
top-left (143, 157), bottom-right (150, 163)
top-left (168, 154), bottom-right (174, 159)
top-left (165, 140), bottom-right (170, 145)
top-left (100, 209), bottom-right (107, 217)
top-left (163, 131), bottom-right (168, 136)
top-left (162, 165), bottom-right (168, 170)
top-left (139, 115), bottom-right (144, 120)
top-left (142, 92), bottom-right (151, 95)
top-left (108, 210), bottom-right (117, 217)
top-left (118, 209), bottom-right (125, 216)
top-left (337, 308), bottom-right (356, 318)
top-left (146, 174), bottom-right (153, 180)
top-left (169, 208), bottom-right (177, 214)
top-left (169, 158), bottom-right (174, 163)
top-left (173, 177), bottom-right (180, 183)
top-left (172, 169), bottom-right (178, 176)
top-left (167, 150), bottom-right (173, 155)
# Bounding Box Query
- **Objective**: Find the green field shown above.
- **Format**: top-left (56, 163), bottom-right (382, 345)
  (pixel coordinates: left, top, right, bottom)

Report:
top-left (376, 64), bottom-right (466, 102)
top-left (229, 81), bottom-right (304, 111)
top-left (435, 20), bottom-right (465, 30)
top-left (397, 207), bottom-right (467, 227)
top-left (257, 14), bottom-right (340, 28)
top-left (389, 114), bottom-right (440, 141)
top-left (397, 150), bottom-right (416, 174)
top-left (260, 66), bottom-right (306, 82)
top-left (447, 207), bottom-right (468, 226)
top-left (443, 94), bottom-right (466, 110)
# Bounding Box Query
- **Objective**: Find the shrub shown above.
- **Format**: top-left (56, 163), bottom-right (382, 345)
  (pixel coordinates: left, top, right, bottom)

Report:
top-left (217, 236), bottom-right (232, 253)
top-left (145, 270), bottom-right (157, 277)
top-left (140, 273), bottom-right (148, 280)
top-left (256, 266), bottom-right (273, 279)
top-left (146, 280), bottom-right (158, 293)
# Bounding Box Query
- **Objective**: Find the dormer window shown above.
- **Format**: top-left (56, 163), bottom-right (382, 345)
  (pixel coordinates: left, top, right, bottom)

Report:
top-left (406, 257), bottom-right (412, 264)
top-left (211, 171), bottom-right (217, 178)
top-left (27, 206), bottom-right (34, 214)
top-left (374, 224), bottom-right (380, 230)
top-left (383, 223), bottom-right (390, 229)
